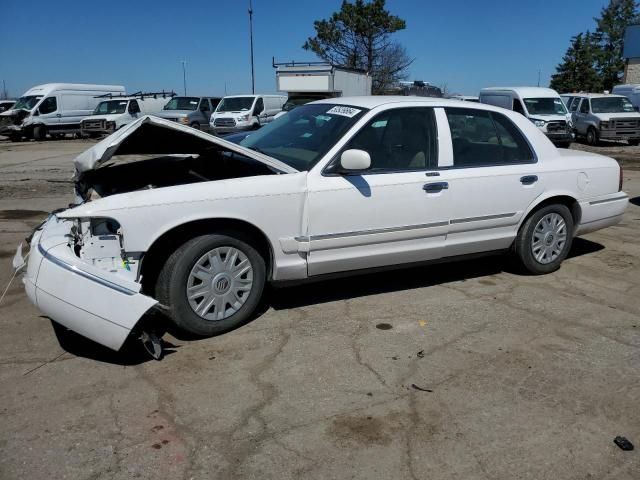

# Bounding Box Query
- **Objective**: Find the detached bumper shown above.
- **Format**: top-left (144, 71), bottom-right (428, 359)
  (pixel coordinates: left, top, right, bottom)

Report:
top-left (23, 217), bottom-right (157, 350)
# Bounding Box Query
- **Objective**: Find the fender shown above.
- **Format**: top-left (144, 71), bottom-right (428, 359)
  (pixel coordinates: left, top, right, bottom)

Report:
top-left (518, 189), bottom-right (580, 231)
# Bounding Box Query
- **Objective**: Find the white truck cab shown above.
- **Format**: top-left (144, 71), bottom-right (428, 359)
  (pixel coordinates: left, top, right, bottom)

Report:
top-left (0, 83), bottom-right (125, 140)
top-left (480, 87), bottom-right (573, 147)
top-left (80, 91), bottom-right (175, 136)
top-left (210, 95), bottom-right (286, 134)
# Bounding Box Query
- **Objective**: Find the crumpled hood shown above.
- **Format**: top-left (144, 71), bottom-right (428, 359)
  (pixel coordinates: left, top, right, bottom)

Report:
top-left (73, 115), bottom-right (298, 174)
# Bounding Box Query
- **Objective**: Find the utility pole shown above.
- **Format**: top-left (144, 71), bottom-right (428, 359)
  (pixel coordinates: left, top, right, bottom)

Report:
top-left (537, 69), bottom-right (541, 87)
top-left (1, 80), bottom-right (6, 100)
top-left (248, 0), bottom-right (255, 94)
top-left (182, 60), bottom-right (187, 95)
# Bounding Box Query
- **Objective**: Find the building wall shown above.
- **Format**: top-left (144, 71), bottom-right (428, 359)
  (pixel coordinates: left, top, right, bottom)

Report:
top-left (624, 58), bottom-right (640, 84)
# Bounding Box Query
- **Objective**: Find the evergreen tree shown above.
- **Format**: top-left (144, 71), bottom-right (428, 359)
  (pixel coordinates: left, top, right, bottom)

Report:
top-left (550, 32), bottom-right (602, 93)
top-left (593, 0), bottom-right (640, 90)
top-left (303, 0), bottom-right (413, 93)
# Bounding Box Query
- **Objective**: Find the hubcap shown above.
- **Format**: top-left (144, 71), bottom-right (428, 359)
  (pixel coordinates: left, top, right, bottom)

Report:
top-left (531, 213), bottom-right (567, 265)
top-left (186, 246), bottom-right (253, 321)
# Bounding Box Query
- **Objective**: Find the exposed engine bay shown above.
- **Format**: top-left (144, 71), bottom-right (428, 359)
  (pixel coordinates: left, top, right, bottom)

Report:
top-left (76, 150), bottom-right (274, 201)
top-left (71, 115), bottom-right (294, 202)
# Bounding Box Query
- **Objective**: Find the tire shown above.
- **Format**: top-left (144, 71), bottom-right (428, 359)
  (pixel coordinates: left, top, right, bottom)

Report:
top-left (190, 122), bottom-right (201, 130)
top-left (628, 139), bottom-right (639, 146)
top-left (251, 122), bottom-right (260, 130)
top-left (33, 124), bottom-right (47, 141)
top-left (586, 127), bottom-right (599, 146)
top-left (514, 204), bottom-right (574, 275)
top-left (156, 234), bottom-right (266, 336)
top-left (556, 141), bottom-right (571, 149)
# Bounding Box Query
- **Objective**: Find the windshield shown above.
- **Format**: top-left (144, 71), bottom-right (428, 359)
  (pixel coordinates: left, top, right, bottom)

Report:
top-left (591, 97), bottom-right (635, 113)
top-left (523, 97), bottom-right (567, 115)
top-left (240, 103), bottom-right (367, 171)
top-left (93, 100), bottom-right (128, 115)
top-left (163, 97), bottom-right (199, 111)
top-left (13, 95), bottom-right (43, 110)
top-left (217, 97), bottom-right (255, 112)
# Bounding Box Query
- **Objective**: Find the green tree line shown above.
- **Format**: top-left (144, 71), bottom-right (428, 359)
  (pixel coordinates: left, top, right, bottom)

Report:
top-left (551, 0), bottom-right (639, 93)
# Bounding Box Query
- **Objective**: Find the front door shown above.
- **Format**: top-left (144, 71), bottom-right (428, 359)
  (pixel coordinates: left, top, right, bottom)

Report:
top-left (36, 96), bottom-right (60, 128)
top-left (305, 107), bottom-right (451, 276)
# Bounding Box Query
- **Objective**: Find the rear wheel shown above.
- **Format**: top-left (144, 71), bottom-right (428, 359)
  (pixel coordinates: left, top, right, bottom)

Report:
top-left (514, 204), bottom-right (574, 274)
top-left (586, 127), bottom-right (599, 146)
top-left (156, 234), bottom-right (266, 336)
top-left (33, 125), bottom-right (47, 141)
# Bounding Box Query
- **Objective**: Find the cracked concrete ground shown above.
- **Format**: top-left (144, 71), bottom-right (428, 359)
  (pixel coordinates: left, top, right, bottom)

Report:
top-left (0, 139), bottom-right (638, 479)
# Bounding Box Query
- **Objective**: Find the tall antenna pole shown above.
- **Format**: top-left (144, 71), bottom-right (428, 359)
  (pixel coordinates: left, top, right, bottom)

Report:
top-left (182, 60), bottom-right (187, 95)
top-left (249, 0), bottom-right (255, 94)
top-left (537, 69), bottom-right (541, 87)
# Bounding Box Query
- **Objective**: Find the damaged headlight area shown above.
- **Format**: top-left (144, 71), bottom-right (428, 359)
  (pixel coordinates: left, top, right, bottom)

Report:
top-left (68, 217), bottom-right (141, 283)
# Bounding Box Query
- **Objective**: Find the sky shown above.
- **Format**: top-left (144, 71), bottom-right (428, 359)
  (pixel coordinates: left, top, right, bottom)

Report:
top-left (1, 0), bottom-right (612, 98)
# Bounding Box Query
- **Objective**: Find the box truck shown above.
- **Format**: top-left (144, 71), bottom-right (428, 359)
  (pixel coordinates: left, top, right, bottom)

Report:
top-left (274, 59), bottom-right (372, 115)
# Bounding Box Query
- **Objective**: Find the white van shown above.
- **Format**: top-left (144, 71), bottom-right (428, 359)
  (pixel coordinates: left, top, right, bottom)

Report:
top-left (612, 84), bottom-right (640, 111)
top-left (210, 95), bottom-right (286, 134)
top-left (81, 91), bottom-right (175, 136)
top-left (0, 83), bottom-right (125, 140)
top-left (480, 87), bottom-right (573, 147)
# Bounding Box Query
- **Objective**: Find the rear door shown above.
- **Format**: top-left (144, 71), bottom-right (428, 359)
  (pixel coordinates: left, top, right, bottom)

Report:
top-left (437, 107), bottom-right (544, 257)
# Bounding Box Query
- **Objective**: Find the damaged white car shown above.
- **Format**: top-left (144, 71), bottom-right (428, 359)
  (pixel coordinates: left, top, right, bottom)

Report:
top-left (21, 98), bottom-right (629, 352)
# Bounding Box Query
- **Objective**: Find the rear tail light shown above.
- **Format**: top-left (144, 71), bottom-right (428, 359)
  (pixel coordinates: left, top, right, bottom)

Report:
top-left (619, 163), bottom-right (624, 191)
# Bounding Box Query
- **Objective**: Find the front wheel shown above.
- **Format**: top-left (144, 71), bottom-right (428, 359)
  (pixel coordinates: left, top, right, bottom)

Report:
top-left (33, 125), bottom-right (47, 141)
top-left (156, 234), bottom-right (266, 336)
top-left (628, 139), bottom-right (639, 146)
top-left (514, 204), bottom-right (574, 274)
top-left (586, 127), bottom-right (599, 146)
top-left (190, 122), bottom-right (201, 130)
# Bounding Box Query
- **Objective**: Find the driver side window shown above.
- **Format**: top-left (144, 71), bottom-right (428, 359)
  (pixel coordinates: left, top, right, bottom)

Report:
top-left (39, 97), bottom-right (57, 114)
top-left (254, 97), bottom-right (264, 115)
top-left (345, 107), bottom-right (438, 172)
top-left (579, 99), bottom-right (590, 114)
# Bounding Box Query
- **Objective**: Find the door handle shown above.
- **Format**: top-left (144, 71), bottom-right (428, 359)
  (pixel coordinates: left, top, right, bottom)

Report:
top-left (423, 182), bottom-right (449, 193)
top-left (520, 175), bottom-right (538, 185)
top-left (56, 114), bottom-right (62, 117)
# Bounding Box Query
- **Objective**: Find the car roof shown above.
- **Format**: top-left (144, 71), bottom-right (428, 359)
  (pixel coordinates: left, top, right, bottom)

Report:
top-left (572, 93), bottom-right (626, 99)
top-left (311, 95), bottom-right (481, 109)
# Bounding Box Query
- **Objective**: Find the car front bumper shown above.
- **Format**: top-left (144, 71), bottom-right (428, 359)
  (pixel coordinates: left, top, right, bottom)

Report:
top-left (23, 216), bottom-right (157, 350)
top-left (545, 132), bottom-right (573, 143)
top-left (599, 129), bottom-right (640, 140)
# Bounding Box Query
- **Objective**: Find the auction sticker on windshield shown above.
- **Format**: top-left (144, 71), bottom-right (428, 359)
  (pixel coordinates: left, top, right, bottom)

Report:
top-left (327, 106), bottom-right (362, 118)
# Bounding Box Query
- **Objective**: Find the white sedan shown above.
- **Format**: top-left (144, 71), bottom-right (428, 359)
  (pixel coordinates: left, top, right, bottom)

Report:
top-left (21, 97), bottom-right (629, 351)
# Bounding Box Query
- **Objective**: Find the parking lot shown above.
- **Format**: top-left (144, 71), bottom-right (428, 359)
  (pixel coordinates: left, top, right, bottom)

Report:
top-left (0, 138), bottom-right (639, 479)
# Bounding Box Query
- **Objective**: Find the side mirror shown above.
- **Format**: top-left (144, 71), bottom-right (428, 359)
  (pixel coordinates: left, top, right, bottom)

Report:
top-left (33, 109), bottom-right (40, 116)
top-left (340, 149), bottom-right (371, 172)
